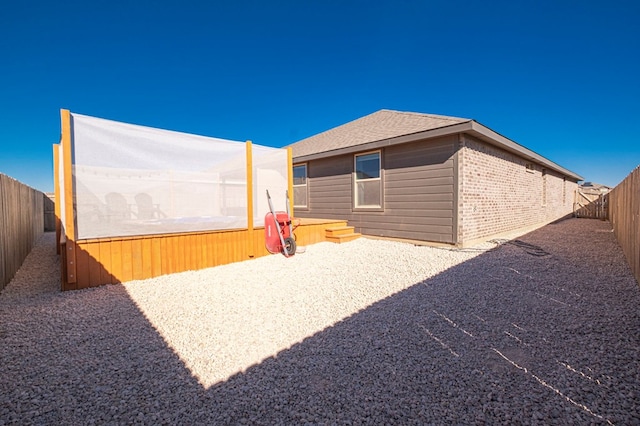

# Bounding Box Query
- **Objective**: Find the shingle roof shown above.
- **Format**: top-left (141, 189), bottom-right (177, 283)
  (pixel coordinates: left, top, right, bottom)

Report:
top-left (289, 109), bottom-right (471, 158)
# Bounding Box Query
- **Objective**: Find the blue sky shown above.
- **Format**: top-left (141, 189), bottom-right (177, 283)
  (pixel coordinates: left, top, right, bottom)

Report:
top-left (1, 0), bottom-right (638, 192)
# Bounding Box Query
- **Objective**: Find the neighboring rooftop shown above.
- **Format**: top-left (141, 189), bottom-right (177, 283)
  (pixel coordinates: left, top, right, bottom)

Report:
top-left (288, 109), bottom-right (583, 181)
top-left (580, 182), bottom-right (612, 193)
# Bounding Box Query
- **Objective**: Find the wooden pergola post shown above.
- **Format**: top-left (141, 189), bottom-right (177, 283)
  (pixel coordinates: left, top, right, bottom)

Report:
top-left (53, 144), bottom-right (61, 255)
top-left (287, 147), bottom-right (294, 218)
top-left (246, 140), bottom-right (254, 258)
top-left (61, 109), bottom-right (77, 289)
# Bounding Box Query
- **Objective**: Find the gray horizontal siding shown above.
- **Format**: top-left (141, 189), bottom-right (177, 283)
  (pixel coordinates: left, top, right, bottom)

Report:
top-left (350, 213), bottom-right (452, 227)
top-left (294, 135), bottom-right (457, 243)
top-left (386, 183), bottom-right (453, 194)
top-left (386, 165), bottom-right (454, 180)
top-left (304, 158), bottom-right (351, 218)
top-left (365, 228), bottom-right (453, 242)
top-left (381, 200), bottom-right (454, 210)
top-left (385, 192), bottom-right (453, 203)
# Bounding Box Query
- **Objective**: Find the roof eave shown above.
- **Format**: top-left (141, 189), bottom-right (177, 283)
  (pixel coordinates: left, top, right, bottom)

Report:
top-left (467, 121), bottom-right (584, 182)
top-left (293, 120), bottom-right (583, 182)
top-left (292, 121), bottom-right (474, 163)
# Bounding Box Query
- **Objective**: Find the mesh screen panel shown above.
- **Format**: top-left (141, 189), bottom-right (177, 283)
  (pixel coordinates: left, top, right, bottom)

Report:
top-left (58, 144), bottom-right (66, 239)
top-left (252, 145), bottom-right (288, 227)
top-left (71, 113), bottom-right (262, 239)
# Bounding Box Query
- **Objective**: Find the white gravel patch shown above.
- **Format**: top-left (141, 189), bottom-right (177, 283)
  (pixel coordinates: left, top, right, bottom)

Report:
top-left (2, 219), bottom-right (639, 424)
top-left (122, 238), bottom-right (484, 388)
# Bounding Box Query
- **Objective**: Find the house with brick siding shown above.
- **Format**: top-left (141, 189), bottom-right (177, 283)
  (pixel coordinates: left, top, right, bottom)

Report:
top-left (288, 109), bottom-right (583, 247)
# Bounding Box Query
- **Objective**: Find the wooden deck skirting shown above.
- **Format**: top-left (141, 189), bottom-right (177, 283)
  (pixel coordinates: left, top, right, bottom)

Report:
top-left (60, 219), bottom-right (346, 290)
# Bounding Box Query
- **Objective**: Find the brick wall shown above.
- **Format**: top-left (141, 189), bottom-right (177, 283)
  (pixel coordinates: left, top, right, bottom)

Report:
top-left (457, 135), bottom-right (577, 244)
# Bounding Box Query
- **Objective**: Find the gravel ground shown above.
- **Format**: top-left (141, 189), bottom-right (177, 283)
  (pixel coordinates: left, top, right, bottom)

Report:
top-left (1, 217), bottom-right (639, 425)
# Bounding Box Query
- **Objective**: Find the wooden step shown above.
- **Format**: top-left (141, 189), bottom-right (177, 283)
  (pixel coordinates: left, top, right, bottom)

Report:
top-left (326, 232), bottom-right (361, 243)
top-left (325, 226), bottom-right (356, 237)
top-left (325, 226), bottom-right (361, 243)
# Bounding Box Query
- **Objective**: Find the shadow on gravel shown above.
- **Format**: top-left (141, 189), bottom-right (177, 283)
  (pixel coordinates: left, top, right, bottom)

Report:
top-left (1, 219), bottom-right (639, 424)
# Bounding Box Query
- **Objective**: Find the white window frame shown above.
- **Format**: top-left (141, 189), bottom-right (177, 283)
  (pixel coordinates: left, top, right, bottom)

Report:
top-left (292, 163), bottom-right (308, 209)
top-left (353, 150), bottom-right (383, 211)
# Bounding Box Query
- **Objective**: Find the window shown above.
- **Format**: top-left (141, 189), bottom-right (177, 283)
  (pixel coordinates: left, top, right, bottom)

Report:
top-left (293, 164), bottom-right (307, 208)
top-left (354, 151), bottom-right (382, 209)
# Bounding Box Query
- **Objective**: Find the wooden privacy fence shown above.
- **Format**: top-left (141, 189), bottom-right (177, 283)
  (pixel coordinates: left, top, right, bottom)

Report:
top-left (0, 174), bottom-right (45, 292)
top-left (574, 188), bottom-right (608, 219)
top-left (43, 193), bottom-right (55, 232)
top-left (609, 165), bottom-right (640, 285)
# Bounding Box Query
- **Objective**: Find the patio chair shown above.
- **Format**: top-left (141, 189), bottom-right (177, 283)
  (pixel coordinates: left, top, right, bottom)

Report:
top-left (135, 193), bottom-right (165, 220)
top-left (105, 192), bottom-right (131, 222)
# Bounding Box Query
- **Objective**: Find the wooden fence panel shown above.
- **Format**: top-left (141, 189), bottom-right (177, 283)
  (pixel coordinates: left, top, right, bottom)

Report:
top-left (574, 188), bottom-right (608, 219)
top-left (0, 173), bottom-right (46, 292)
top-left (20, 184), bottom-right (29, 263)
top-left (0, 175), bottom-right (6, 289)
top-left (43, 193), bottom-right (55, 232)
top-left (609, 166), bottom-right (640, 285)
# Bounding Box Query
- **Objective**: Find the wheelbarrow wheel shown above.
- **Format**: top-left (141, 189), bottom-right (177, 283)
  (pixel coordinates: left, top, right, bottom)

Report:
top-left (283, 237), bottom-right (296, 256)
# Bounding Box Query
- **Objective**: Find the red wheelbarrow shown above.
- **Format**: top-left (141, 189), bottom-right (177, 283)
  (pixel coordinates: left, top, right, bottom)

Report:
top-left (265, 190), bottom-right (299, 257)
